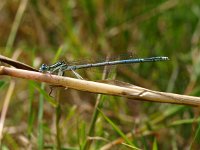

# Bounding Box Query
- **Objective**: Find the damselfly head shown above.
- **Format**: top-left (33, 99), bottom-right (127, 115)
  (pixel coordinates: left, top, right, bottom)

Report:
top-left (39, 64), bottom-right (48, 72)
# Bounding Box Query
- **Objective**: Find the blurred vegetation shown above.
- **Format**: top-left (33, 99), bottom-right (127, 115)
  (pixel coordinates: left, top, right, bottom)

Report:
top-left (0, 0), bottom-right (200, 149)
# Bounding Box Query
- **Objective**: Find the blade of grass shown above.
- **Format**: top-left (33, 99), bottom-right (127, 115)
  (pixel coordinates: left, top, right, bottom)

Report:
top-left (122, 142), bottom-right (141, 150)
top-left (0, 80), bottom-right (15, 145)
top-left (3, 134), bottom-right (19, 149)
top-left (27, 81), bottom-right (36, 137)
top-left (82, 95), bottom-right (106, 150)
top-left (54, 63), bottom-right (65, 149)
top-left (38, 83), bottom-right (45, 150)
top-left (82, 56), bottom-right (114, 150)
top-left (5, 0), bottom-right (29, 53)
top-left (98, 108), bottom-right (140, 150)
top-left (0, 81), bottom-right (7, 89)
top-left (169, 117), bottom-right (200, 126)
top-left (80, 0), bottom-right (97, 35)
top-left (61, 105), bottom-right (77, 128)
top-left (152, 138), bottom-right (158, 150)
top-left (30, 82), bottom-right (58, 107)
top-left (53, 46), bottom-right (64, 63)
top-left (77, 120), bottom-right (86, 150)
top-left (189, 119), bottom-right (200, 148)
top-left (55, 97), bottom-right (62, 150)
top-left (44, 145), bottom-right (79, 150)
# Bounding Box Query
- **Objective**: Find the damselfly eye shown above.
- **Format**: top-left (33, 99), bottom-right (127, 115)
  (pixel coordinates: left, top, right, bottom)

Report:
top-left (39, 64), bottom-right (48, 72)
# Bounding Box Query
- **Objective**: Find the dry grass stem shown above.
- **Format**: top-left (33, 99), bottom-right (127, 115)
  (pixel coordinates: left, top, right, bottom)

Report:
top-left (0, 80), bottom-right (15, 144)
top-left (0, 66), bottom-right (200, 106)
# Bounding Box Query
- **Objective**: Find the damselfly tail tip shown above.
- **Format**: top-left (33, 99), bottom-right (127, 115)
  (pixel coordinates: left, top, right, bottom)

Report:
top-left (152, 56), bottom-right (169, 61)
top-left (162, 56), bottom-right (169, 61)
top-left (157, 56), bottom-right (169, 61)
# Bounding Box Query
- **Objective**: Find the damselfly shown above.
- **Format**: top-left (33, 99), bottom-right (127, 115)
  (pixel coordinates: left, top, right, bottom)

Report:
top-left (39, 56), bottom-right (169, 76)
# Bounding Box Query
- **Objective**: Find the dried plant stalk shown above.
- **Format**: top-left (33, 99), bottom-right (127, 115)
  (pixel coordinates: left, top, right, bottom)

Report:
top-left (0, 66), bottom-right (200, 106)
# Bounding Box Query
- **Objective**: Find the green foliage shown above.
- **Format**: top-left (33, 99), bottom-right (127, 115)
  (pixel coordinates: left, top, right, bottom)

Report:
top-left (0, 0), bottom-right (200, 149)
top-left (98, 108), bottom-right (139, 149)
top-left (0, 81), bottom-right (7, 89)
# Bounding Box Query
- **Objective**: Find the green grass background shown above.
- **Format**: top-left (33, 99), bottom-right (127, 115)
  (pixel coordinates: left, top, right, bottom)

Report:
top-left (0, 0), bottom-right (200, 149)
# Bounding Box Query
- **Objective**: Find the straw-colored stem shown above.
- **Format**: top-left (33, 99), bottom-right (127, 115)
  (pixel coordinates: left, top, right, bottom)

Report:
top-left (0, 66), bottom-right (200, 106)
